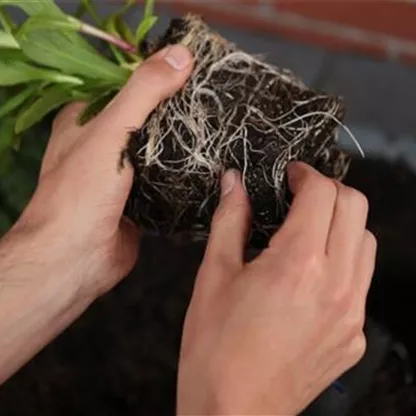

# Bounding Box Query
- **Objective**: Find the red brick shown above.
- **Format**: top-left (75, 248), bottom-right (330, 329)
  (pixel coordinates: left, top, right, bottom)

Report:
top-left (170, 2), bottom-right (387, 59)
top-left (274, 0), bottom-right (416, 43)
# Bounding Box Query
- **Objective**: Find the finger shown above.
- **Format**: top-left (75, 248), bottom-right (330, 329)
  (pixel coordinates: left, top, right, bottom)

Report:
top-left (203, 170), bottom-right (251, 280)
top-left (326, 183), bottom-right (369, 272)
top-left (272, 162), bottom-right (337, 252)
top-left (90, 44), bottom-right (194, 149)
top-left (41, 102), bottom-right (89, 177)
top-left (354, 230), bottom-right (377, 309)
top-left (51, 101), bottom-right (89, 137)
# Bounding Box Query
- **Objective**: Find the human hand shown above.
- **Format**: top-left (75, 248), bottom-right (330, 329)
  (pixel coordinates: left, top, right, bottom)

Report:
top-left (178, 163), bottom-right (376, 415)
top-left (0, 45), bottom-right (193, 385)
top-left (12, 45), bottom-right (194, 299)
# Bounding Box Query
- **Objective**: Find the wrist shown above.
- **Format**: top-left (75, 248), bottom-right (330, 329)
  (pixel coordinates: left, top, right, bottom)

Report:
top-left (0, 222), bottom-right (95, 384)
top-left (177, 375), bottom-right (297, 416)
top-left (0, 219), bottom-right (96, 306)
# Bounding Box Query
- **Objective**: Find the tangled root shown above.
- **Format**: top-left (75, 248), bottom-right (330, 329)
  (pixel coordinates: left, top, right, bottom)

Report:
top-left (126, 14), bottom-right (352, 247)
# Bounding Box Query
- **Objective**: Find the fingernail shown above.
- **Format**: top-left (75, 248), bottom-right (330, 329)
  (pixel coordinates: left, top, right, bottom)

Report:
top-left (164, 44), bottom-right (192, 71)
top-left (221, 170), bottom-right (237, 197)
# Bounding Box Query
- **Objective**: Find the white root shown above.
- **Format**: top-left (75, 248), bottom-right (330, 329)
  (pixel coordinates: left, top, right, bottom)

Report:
top-left (129, 15), bottom-right (356, 240)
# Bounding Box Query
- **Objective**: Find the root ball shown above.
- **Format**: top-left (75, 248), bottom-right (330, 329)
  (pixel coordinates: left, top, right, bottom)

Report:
top-left (126, 15), bottom-right (350, 247)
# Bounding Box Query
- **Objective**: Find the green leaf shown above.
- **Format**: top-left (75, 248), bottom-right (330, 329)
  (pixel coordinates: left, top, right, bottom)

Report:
top-left (16, 14), bottom-right (99, 54)
top-left (103, 0), bottom-right (137, 62)
top-left (0, 48), bottom-right (29, 61)
top-left (135, 0), bottom-right (156, 47)
top-left (0, 30), bottom-right (19, 49)
top-left (135, 15), bottom-right (157, 45)
top-left (17, 14), bottom-right (81, 32)
top-left (0, 6), bottom-right (16, 33)
top-left (16, 20), bottom-right (130, 84)
top-left (78, 89), bottom-right (117, 125)
top-left (105, 16), bottom-right (128, 64)
top-left (0, 84), bottom-right (38, 118)
top-left (15, 86), bottom-right (73, 134)
top-left (144, 0), bottom-right (155, 20)
top-left (0, 60), bottom-right (84, 86)
top-left (0, 116), bottom-right (15, 154)
top-left (117, 17), bottom-right (136, 46)
top-left (0, 0), bottom-right (62, 17)
top-left (76, 78), bottom-right (121, 94)
top-left (118, 0), bottom-right (136, 18)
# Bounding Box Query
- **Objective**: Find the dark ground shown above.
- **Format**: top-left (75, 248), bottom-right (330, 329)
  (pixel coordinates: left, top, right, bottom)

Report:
top-left (1, 156), bottom-right (416, 416)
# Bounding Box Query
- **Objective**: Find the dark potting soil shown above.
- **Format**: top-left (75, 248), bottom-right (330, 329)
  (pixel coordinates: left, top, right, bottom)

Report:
top-left (1, 156), bottom-right (416, 416)
top-left (126, 15), bottom-right (349, 248)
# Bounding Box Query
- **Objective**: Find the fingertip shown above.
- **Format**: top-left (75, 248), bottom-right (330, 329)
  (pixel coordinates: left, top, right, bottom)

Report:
top-left (212, 170), bottom-right (251, 240)
top-left (205, 169), bottom-right (251, 278)
top-left (163, 44), bottom-right (194, 72)
top-left (287, 161), bottom-right (321, 194)
top-left (142, 44), bottom-right (194, 76)
top-left (221, 169), bottom-right (239, 197)
top-left (98, 45), bottom-right (194, 132)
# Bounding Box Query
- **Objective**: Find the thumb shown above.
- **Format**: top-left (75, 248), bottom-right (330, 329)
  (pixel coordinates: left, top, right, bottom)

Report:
top-left (91, 44), bottom-right (194, 149)
top-left (203, 170), bottom-right (251, 278)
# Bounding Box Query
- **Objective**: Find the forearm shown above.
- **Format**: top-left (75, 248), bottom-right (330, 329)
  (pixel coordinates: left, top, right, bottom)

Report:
top-left (0, 225), bottom-right (94, 385)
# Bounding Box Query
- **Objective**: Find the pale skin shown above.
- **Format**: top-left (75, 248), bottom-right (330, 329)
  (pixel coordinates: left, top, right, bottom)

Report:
top-left (0, 45), bottom-right (376, 415)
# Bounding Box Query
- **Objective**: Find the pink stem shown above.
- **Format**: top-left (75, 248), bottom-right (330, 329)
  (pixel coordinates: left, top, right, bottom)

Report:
top-left (80, 22), bottom-right (137, 54)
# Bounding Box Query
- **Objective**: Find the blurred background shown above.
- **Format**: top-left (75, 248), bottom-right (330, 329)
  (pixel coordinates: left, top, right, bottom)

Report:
top-left (2, 2), bottom-right (416, 416)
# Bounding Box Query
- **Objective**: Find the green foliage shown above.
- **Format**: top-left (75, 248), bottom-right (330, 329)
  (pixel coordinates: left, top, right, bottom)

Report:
top-left (15, 85), bottom-right (74, 133)
top-left (0, 60), bottom-right (84, 86)
top-left (0, 0), bottom-right (157, 156)
top-left (136, 0), bottom-right (157, 47)
top-left (0, 85), bottom-right (37, 118)
top-left (0, 30), bottom-right (19, 48)
top-left (0, 0), bottom-right (159, 233)
top-left (16, 22), bottom-right (129, 83)
top-left (0, 0), bottom-right (62, 17)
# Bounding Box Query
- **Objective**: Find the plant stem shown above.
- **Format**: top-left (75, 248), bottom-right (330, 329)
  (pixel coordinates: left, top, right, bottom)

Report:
top-left (68, 16), bottom-right (137, 54)
top-left (50, 73), bottom-right (85, 86)
top-left (144, 0), bottom-right (155, 19)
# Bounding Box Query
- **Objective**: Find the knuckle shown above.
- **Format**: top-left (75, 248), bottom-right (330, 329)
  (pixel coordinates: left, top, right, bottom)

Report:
top-left (348, 334), bottom-right (367, 365)
top-left (327, 285), bottom-right (352, 311)
top-left (343, 187), bottom-right (369, 212)
top-left (301, 249), bottom-right (323, 275)
top-left (138, 58), bottom-right (186, 93)
top-left (364, 230), bottom-right (377, 250)
top-left (345, 313), bottom-right (365, 338)
top-left (315, 175), bottom-right (337, 198)
top-left (211, 205), bottom-right (229, 229)
top-left (142, 60), bottom-right (170, 81)
top-left (212, 200), bottom-right (249, 229)
top-left (137, 70), bottom-right (167, 97)
top-left (52, 102), bottom-right (84, 132)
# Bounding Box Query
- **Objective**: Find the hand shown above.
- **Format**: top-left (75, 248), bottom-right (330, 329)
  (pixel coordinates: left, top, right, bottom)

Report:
top-left (0, 45), bottom-right (193, 384)
top-left (178, 163), bottom-right (376, 415)
top-left (13, 44), bottom-right (194, 298)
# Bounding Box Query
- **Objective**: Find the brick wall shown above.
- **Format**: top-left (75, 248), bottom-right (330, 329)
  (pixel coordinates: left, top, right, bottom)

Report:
top-left (161, 0), bottom-right (416, 65)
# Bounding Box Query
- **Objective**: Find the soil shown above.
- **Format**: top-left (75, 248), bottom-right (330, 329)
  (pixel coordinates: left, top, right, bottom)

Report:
top-left (126, 15), bottom-right (349, 248)
top-left (1, 156), bottom-right (416, 416)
